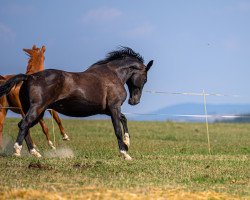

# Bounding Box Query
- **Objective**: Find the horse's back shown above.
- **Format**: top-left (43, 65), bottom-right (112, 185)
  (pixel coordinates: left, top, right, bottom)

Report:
top-left (23, 69), bottom-right (84, 105)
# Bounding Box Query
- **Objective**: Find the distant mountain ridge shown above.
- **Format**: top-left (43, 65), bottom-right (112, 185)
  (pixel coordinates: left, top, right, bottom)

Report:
top-left (128, 103), bottom-right (250, 122)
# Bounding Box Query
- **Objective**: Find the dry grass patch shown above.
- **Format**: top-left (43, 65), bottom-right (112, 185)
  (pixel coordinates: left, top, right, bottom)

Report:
top-left (0, 186), bottom-right (244, 200)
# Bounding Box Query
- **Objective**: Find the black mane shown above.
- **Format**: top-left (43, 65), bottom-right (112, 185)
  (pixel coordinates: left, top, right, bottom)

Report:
top-left (94, 46), bottom-right (144, 65)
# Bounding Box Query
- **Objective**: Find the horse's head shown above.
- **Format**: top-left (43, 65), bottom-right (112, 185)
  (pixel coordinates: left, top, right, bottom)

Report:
top-left (127, 60), bottom-right (153, 105)
top-left (23, 45), bottom-right (46, 74)
top-left (93, 46), bottom-right (153, 106)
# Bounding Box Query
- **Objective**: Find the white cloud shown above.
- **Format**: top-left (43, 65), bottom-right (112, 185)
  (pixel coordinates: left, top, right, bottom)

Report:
top-left (0, 23), bottom-right (15, 43)
top-left (82, 7), bottom-right (122, 23)
top-left (123, 23), bottom-right (153, 38)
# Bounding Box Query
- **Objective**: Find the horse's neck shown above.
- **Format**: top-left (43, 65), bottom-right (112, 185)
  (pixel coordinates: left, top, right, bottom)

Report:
top-left (115, 67), bottom-right (133, 84)
top-left (26, 63), bottom-right (44, 75)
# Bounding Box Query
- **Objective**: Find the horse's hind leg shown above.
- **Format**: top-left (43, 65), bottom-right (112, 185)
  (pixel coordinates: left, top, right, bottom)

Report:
top-left (39, 119), bottom-right (56, 149)
top-left (0, 108), bottom-right (7, 149)
top-left (24, 132), bottom-right (41, 157)
top-left (20, 111), bottom-right (36, 149)
top-left (48, 109), bottom-right (69, 140)
top-left (14, 106), bottom-right (44, 157)
top-left (120, 113), bottom-right (130, 148)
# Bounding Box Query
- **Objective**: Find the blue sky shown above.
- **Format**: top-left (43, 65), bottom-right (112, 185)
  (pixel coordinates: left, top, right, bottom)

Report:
top-left (1, 0), bottom-right (250, 114)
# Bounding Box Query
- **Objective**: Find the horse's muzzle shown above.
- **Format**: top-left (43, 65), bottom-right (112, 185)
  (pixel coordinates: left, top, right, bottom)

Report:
top-left (128, 98), bottom-right (140, 105)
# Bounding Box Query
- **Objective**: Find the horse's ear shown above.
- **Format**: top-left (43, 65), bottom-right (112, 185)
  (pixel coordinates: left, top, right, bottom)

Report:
top-left (146, 60), bottom-right (153, 71)
top-left (23, 48), bottom-right (31, 54)
top-left (42, 45), bottom-right (46, 53)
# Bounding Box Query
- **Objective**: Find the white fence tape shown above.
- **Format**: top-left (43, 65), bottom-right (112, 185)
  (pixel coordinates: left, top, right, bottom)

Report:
top-left (122, 112), bottom-right (250, 119)
top-left (145, 90), bottom-right (240, 97)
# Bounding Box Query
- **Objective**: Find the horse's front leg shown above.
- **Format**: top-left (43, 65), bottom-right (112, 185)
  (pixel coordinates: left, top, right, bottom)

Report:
top-left (110, 107), bottom-right (132, 160)
top-left (120, 113), bottom-right (130, 148)
top-left (48, 109), bottom-right (69, 140)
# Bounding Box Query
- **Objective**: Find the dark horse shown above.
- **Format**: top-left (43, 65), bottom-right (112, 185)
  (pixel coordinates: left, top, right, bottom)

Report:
top-left (0, 47), bottom-right (153, 160)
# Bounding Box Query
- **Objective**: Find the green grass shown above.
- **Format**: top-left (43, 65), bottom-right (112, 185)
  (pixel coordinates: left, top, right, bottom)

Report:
top-left (0, 118), bottom-right (249, 198)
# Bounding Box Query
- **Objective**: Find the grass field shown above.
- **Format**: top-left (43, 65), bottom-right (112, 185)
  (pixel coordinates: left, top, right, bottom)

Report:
top-left (0, 118), bottom-right (249, 199)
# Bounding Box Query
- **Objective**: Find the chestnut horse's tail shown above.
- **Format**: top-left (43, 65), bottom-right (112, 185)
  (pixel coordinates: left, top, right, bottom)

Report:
top-left (0, 74), bottom-right (28, 97)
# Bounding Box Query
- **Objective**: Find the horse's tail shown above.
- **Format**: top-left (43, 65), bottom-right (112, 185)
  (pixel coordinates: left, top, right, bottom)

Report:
top-left (0, 74), bottom-right (28, 97)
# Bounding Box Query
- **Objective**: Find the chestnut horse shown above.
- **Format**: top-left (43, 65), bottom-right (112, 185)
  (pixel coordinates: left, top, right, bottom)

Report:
top-left (0, 45), bottom-right (69, 154)
top-left (0, 47), bottom-right (153, 160)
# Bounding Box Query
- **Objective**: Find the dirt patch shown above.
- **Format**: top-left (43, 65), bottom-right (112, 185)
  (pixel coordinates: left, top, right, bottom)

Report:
top-left (73, 162), bottom-right (93, 170)
top-left (28, 162), bottom-right (52, 170)
top-left (0, 186), bottom-right (243, 200)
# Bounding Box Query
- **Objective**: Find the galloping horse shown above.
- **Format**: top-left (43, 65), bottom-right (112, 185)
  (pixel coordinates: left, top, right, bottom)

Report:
top-left (0, 47), bottom-right (153, 160)
top-left (0, 45), bottom-right (69, 154)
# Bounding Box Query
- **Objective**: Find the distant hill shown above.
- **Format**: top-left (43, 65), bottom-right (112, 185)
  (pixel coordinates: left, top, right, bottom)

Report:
top-left (126, 103), bottom-right (250, 122)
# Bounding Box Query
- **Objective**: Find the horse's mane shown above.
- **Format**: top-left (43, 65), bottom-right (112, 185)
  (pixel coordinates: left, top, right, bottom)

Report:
top-left (25, 54), bottom-right (36, 74)
top-left (94, 46), bottom-right (144, 65)
top-left (25, 49), bottom-right (44, 74)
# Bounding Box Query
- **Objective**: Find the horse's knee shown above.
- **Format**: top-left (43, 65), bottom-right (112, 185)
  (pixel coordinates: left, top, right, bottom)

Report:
top-left (19, 110), bottom-right (40, 129)
top-left (18, 118), bottom-right (32, 133)
top-left (120, 114), bottom-right (127, 123)
top-left (18, 120), bottom-right (24, 129)
top-left (18, 119), bottom-right (27, 130)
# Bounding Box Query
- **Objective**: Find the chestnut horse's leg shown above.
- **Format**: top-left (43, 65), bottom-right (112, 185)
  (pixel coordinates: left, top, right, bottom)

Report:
top-left (0, 95), bottom-right (8, 149)
top-left (39, 119), bottom-right (56, 149)
top-left (120, 113), bottom-right (130, 148)
top-left (110, 107), bottom-right (132, 160)
top-left (48, 109), bottom-right (69, 140)
top-left (14, 105), bottom-right (43, 157)
top-left (0, 108), bottom-right (7, 149)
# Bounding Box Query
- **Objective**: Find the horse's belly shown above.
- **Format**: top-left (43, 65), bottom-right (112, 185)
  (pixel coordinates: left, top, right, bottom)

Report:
top-left (50, 100), bottom-right (106, 117)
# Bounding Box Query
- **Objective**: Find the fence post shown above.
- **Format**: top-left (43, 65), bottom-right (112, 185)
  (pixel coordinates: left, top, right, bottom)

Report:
top-left (49, 109), bottom-right (56, 148)
top-left (203, 89), bottom-right (211, 155)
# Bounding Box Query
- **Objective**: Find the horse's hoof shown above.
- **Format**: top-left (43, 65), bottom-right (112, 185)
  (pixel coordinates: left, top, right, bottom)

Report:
top-left (125, 155), bottom-right (132, 160)
top-left (13, 143), bottom-right (22, 157)
top-left (13, 152), bottom-right (21, 157)
top-left (48, 141), bottom-right (56, 150)
top-left (120, 150), bottom-right (132, 161)
top-left (30, 149), bottom-right (42, 158)
top-left (62, 134), bottom-right (70, 141)
top-left (124, 153), bottom-right (132, 160)
top-left (123, 133), bottom-right (130, 148)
